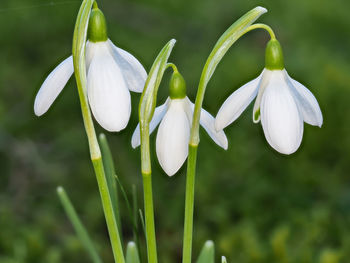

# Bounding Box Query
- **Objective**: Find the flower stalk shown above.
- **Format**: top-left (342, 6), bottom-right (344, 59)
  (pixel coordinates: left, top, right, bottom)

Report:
top-left (72, 1), bottom-right (124, 262)
top-left (138, 39), bottom-right (176, 263)
top-left (182, 6), bottom-right (268, 263)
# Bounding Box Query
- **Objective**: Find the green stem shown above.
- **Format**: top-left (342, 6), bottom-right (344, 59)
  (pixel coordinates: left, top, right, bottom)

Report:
top-left (72, 1), bottom-right (125, 262)
top-left (182, 7), bottom-right (267, 263)
top-left (142, 173), bottom-right (158, 263)
top-left (166, 63), bottom-right (178, 73)
top-left (140, 124), bottom-right (158, 263)
top-left (138, 39), bottom-right (176, 263)
top-left (182, 145), bottom-right (198, 263)
top-left (93, 158), bottom-right (125, 263)
top-left (242, 23), bottom-right (276, 39)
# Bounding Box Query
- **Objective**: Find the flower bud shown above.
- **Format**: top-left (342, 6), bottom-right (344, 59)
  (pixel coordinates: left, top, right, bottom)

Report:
top-left (88, 6), bottom-right (108, 42)
top-left (169, 71), bottom-right (186, 99)
top-left (265, 39), bottom-right (284, 70)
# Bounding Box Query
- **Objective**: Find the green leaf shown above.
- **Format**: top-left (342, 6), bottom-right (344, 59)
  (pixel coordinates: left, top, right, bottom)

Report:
top-left (57, 186), bottom-right (103, 263)
top-left (221, 256), bottom-right (227, 263)
top-left (196, 240), bottom-right (215, 263)
top-left (98, 133), bottom-right (122, 236)
top-left (139, 209), bottom-right (146, 238)
top-left (200, 6), bottom-right (267, 88)
top-left (126, 242), bottom-right (141, 263)
top-left (138, 39), bottom-right (176, 174)
top-left (190, 6), bottom-right (267, 146)
top-left (72, 0), bottom-right (100, 159)
top-left (131, 185), bottom-right (142, 258)
top-left (72, 0), bottom-right (93, 82)
top-left (139, 39), bottom-right (176, 124)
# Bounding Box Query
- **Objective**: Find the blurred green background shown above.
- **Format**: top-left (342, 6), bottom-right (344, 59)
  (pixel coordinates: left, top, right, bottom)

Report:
top-left (0, 0), bottom-right (349, 262)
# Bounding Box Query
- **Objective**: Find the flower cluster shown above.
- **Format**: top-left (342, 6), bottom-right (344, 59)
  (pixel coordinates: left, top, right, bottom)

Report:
top-left (34, 6), bottom-right (322, 176)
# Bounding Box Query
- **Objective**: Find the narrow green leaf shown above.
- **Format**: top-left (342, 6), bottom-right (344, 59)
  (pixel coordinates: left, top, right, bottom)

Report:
top-left (221, 256), bottom-right (227, 263)
top-left (132, 185), bottom-right (139, 236)
top-left (114, 175), bottom-right (144, 259)
top-left (139, 39), bottom-right (176, 124)
top-left (139, 209), bottom-right (146, 238)
top-left (131, 184), bottom-right (143, 260)
top-left (57, 186), bottom-right (103, 263)
top-left (114, 175), bottom-right (136, 230)
top-left (196, 240), bottom-right (215, 263)
top-left (201, 6), bottom-right (267, 88)
top-left (190, 6), bottom-right (267, 146)
top-left (72, 0), bottom-right (93, 82)
top-left (126, 242), bottom-right (141, 263)
top-left (98, 133), bottom-right (122, 236)
top-left (138, 39), bottom-right (176, 175)
top-left (71, 0), bottom-right (101, 159)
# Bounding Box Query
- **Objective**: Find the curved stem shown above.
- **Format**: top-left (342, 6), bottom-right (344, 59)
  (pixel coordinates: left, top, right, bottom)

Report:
top-left (182, 7), bottom-right (268, 263)
top-left (166, 63), bottom-right (178, 73)
top-left (242, 23), bottom-right (276, 39)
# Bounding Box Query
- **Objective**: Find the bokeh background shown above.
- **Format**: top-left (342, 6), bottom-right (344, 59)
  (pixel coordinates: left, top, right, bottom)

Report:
top-left (0, 0), bottom-right (349, 262)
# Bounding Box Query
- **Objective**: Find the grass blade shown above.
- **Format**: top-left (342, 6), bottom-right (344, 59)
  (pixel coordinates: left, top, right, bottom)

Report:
top-left (98, 133), bottom-right (122, 236)
top-left (126, 242), bottom-right (141, 263)
top-left (196, 240), bottom-right (215, 263)
top-left (57, 186), bottom-right (103, 263)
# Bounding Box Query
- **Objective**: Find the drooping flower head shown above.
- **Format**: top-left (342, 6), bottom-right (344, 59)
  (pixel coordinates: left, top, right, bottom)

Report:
top-left (132, 70), bottom-right (228, 176)
top-left (34, 5), bottom-right (147, 132)
top-left (215, 38), bottom-right (322, 154)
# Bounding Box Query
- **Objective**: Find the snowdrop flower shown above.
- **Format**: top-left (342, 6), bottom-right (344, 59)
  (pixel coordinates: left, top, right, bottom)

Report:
top-left (215, 39), bottom-right (322, 154)
top-left (132, 71), bottom-right (228, 176)
top-left (34, 6), bottom-right (147, 132)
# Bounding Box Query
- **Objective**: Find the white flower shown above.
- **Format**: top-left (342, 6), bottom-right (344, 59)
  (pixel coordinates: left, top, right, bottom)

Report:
top-left (34, 39), bottom-right (147, 132)
top-left (215, 69), bottom-right (323, 154)
top-left (132, 97), bottom-right (228, 176)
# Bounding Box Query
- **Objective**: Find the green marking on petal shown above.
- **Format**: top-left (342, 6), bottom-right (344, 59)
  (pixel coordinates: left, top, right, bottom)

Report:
top-left (254, 108), bottom-right (260, 122)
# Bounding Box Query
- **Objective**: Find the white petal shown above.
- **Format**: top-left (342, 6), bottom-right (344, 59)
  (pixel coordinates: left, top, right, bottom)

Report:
top-left (131, 99), bottom-right (169, 148)
top-left (156, 99), bottom-right (190, 176)
top-left (87, 42), bottom-right (131, 132)
top-left (252, 69), bottom-right (273, 123)
top-left (287, 73), bottom-right (323, 127)
top-left (260, 70), bottom-right (304, 154)
top-left (86, 41), bottom-right (96, 70)
top-left (109, 40), bottom-right (147, 93)
top-left (34, 56), bottom-right (74, 116)
top-left (186, 98), bottom-right (228, 149)
top-left (215, 74), bottom-right (261, 130)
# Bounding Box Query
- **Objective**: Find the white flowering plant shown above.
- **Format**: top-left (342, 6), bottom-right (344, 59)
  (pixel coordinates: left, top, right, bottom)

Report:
top-left (34, 1), bottom-right (322, 262)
